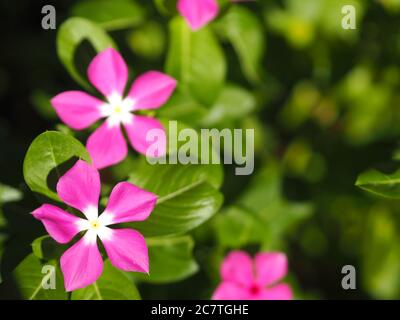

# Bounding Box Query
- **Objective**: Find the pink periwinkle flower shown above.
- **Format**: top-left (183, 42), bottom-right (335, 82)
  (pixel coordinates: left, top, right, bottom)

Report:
top-left (177, 0), bottom-right (219, 31)
top-left (213, 251), bottom-right (293, 300)
top-left (52, 48), bottom-right (177, 169)
top-left (32, 160), bottom-right (157, 292)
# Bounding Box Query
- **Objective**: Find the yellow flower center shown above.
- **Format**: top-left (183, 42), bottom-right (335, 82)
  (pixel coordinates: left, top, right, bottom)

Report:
top-left (90, 220), bottom-right (100, 230)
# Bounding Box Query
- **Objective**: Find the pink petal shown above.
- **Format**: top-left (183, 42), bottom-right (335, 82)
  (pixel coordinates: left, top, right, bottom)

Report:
top-left (51, 91), bottom-right (104, 130)
top-left (124, 116), bottom-right (166, 157)
top-left (100, 228), bottom-right (148, 273)
top-left (221, 251), bottom-right (254, 287)
top-left (212, 282), bottom-right (251, 300)
top-left (127, 71), bottom-right (177, 111)
top-left (60, 233), bottom-right (104, 292)
top-left (255, 252), bottom-right (288, 286)
top-left (87, 121), bottom-right (128, 169)
top-left (259, 284), bottom-right (293, 300)
top-left (32, 204), bottom-right (83, 244)
top-left (102, 182), bottom-right (157, 225)
top-left (56, 160), bottom-right (100, 216)
top-left (87, 48), bottom-right (128, 99)
top-left (177, 0), bottom-right (219, 31)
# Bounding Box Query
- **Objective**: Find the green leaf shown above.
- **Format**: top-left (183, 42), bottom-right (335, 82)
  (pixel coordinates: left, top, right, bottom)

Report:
top-left (201, 84), bottom-right (256, 126)
top-left (23, 131), bottom-right (91, 201)
top-left (72, 0), bottom-right (145, 31)
top-left (215, 6), bottom-right (265, 83)
top-left (127, 159), bottom-right (223, 237)
top-left (71, 260), bottom-right (140, 300)
top-left (31, 236), bottom-right (66, 261)
top-left (57, 17), bottom-right (116, 89)
top-left (136, 236), bottom-right (198, 284)
top-left (0, 254), bottom-right (67, 300)
top-left (356, 169), bottom-right (400, 199)
top-left (166, 17), bottom-right (226, 106)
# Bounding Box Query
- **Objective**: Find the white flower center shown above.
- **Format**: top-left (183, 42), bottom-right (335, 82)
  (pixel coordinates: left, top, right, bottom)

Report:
top-left (101, 93), bottom-right (135, 127)
top-left (78, 207), bottom-right (114, 244)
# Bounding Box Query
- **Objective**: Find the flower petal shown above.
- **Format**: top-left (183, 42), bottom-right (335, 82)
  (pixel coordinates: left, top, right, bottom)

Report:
top-left (221, 251), bottom-right (254, 287)
top-left (87, 121), bottom-right (128, 169)
top-left (87, 48), bottom-right (128, 99)
top-left (60, 233), bottom-right (104, 292)
top-left (255, 252), bottom-right (288, 286)
top-left (259, 284), bottom-right (293, 300)
top-left (51, 91), bottom-right (104, 130)
top-left (212, 282), bottom-right (251, 300)
top-left (124, 116), bottom-right (166, 157)
top-left (100, 228), bottom-right (148, 273)
top-left (127, 71), bottom-right (177, 111)
top-left (177, 0), bottom-right (219, 31)
top-left (56, 160), bottom-right (100, 218)
top-left (100, 182), bottom-right (157, 225)
top-left (32, 204), bottom-right (83, 244)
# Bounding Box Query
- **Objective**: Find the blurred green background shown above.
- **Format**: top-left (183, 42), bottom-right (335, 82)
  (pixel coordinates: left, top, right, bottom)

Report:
top-left (2, 0), bottom-right (400, 299)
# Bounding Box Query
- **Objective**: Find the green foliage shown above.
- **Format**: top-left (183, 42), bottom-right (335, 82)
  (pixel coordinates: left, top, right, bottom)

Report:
top-left (57, 17), bottom-right (116, 89)
top-left (4, 0), bottom-right (400, 301)
top-left (127, 159), bottom-right (223, 237)
top-left (356, 169), bottom-right (400, 199)
top-left (166, 17), bottom-right (226, 106)
top-left (71, 0), bottom-right (145, 31)
top-left (23, 131), bottom-right (91, 201)
top-left (136, 236), bottom-right (199, 283)
top-left (215, 6), bottom-right (266, 83)
top-left (0, 254), bottom-right (67, 300)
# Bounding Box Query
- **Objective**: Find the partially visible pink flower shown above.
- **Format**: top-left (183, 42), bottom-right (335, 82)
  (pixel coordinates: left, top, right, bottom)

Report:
top-left (177, 0), bottom-right (219, 31)
top-left (32, 160), bottom-right (157, 292)
top-left (212, 251), bottom-right (293, 300)
top-left (52, 48), bottom-right (177, 169)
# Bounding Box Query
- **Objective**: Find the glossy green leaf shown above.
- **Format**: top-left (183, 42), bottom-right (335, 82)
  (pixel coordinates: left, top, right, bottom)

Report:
top-left (71, 260), bottom-right (140, 300)
top-left (23, 131), bottom-right (91, 201)
top-left (57, 17), bottom-right (116, 89)
top-left (216, 6), bottom-right (265, 83)
top-left (166, 17), bottom-right (226, 106)
top-left (0, 254), bottom-right (67, 300)
top-left (136, 236), bottom-right (198, 284)
top-left (127, 159), bottom-right (223, 237)
top-left (72, 0), bottom-right (145, 31)
top-left (356, 169), bottom-right (400, 199)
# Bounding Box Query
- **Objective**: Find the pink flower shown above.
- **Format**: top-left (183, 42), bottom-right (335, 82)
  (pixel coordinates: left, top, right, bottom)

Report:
top-left (31, 160), bottom-right (157, 292)
top-left (52, 48), bottom-right (177, 169)
top-left (177, 0), bottom-right (219, 31)
top-left (212, 251), bottom-right (293, 300)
